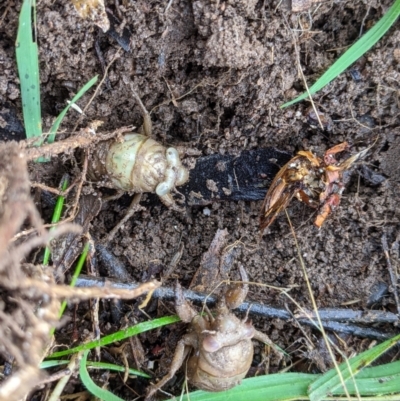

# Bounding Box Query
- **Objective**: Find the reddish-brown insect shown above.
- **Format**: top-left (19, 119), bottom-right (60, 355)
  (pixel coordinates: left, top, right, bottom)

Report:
top-left (260, 142), bottom-right (371, 231)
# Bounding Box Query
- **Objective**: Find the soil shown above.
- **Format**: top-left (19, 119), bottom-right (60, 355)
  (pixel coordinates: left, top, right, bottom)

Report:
top-left (0, 0), bottom-right (400, 399)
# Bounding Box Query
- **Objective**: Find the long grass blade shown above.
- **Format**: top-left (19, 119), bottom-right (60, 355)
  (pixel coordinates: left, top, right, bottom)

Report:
top-left (58, 242), bottom-right (90, 318)
top-left (41, 359), bottom-right (150, 378)
top-left (281, 0), bottom-right (400, 108)
top-left (49, 241), bottom-right (89, 336)
top-left (47, 315), bottom-right (180, 359)
top-left (80, 350), bottom-right (125, 401)
top-left (47, 75), bottom-right (98, 144)
top-left (15, 0), bottom-right (42, 143)
top-left (43, 175), bottom-right (69, 265)
top-left (178, 359), bottom-right (400, 401)
top-left (308, 332), bottom-right (400, 401)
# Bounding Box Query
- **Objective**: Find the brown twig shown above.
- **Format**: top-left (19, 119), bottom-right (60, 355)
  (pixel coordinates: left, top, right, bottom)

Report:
top-left (75, 275), bottom-right (397, 341)
top-left (8, 277), bottom-right (161, 301)
top-left (24, 125), bottom-right (131, 161)
top-left (102, 193), bottom-right (144, 243)
top-left (71, 49), bottom-right (122, 133)
top-left (66, 150), bottom-right (88, 223)
top-left (31, 180), bottom-right (77, 196)
top-left (0, 4), bottom-right (11, 27)
top-left (382, 233), bottom-right (400, 316)
top-left (35, 369), bottom-right (72, 387)
top-left (283, 15), bottom-right (324, 130)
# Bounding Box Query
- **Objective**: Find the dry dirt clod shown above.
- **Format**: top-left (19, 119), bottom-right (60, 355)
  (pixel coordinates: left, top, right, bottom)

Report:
top-left (71, 0), bottom-right (110, 32)
top-left (189, 228), bottom-right (229, 293)
top-left (291, 0), bottom-right (324, 12)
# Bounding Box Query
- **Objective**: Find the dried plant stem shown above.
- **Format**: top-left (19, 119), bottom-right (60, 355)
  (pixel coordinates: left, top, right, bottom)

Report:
top-left (8, 278), bottom-right (161, 301)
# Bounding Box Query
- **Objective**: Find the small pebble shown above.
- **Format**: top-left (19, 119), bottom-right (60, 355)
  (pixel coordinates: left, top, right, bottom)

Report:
top-left (203, 207), bottom-right (211, 216)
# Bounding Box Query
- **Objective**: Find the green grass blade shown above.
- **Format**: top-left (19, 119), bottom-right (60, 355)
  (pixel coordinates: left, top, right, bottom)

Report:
top-left (86, 361), bottom-right (151, 379)
top-left (308, 333), bottom-right (400, 401)
top-left (43, 175), bottom-right (69, 265)
top-left (41, 359), bottom-right (151, 378)
top-left (47, 315), bottom-right (180, 359)
top-left (178, 360), bottom-right (400, 401)
top-left (47, 75), bottom-right (98, 144)
top-left (49, 241), bottom-right (89, 336)
top-left (47, 329), bottom-right (400, 401)
top-left (180, 373), bottom-right (314, 401)
top-left (80, 350), bottom-right (125, 401)
top-left (15, 0), bottom-right (42, 142)
top-left (57, 242), bottom-right (90, 319)
top-left (334, 360), bottom-right (400, 396)
top-left (281, 0), bottom-right (400, 108)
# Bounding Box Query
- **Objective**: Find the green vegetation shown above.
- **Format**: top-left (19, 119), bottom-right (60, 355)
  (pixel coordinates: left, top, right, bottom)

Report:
top-left (47, 315), bottom-right (181, 359)
top-left (43, 176), bottom-right (69, 265)
top-left (16, 0), bottom-right (41, 143)
top-left (181, 358), bottom-right (400, 401)
top-left (16, 0), bottom-right (97, 150)
top-left (80, 350), bottom-right (125, 401)
top-left (282, 0), bottom-right (400, 108)
top-left (42, 359), bottom-right (150, 379)
top-left (51, 319), bottom-right (400, 401)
